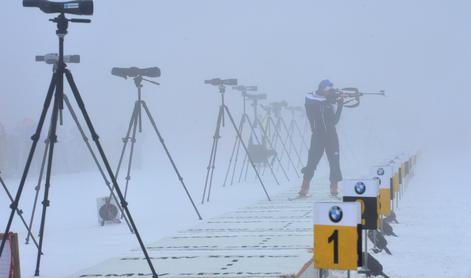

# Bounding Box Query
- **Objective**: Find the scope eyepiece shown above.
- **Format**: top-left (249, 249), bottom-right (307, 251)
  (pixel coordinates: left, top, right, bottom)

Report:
top-left (23, 0), bottom-right (93, 16)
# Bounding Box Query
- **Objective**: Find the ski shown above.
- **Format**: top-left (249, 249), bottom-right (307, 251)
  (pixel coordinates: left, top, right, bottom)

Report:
top-left (288, 194), bottom-right (312, 201)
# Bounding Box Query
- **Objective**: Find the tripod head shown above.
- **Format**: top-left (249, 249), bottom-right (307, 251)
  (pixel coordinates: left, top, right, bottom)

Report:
top-left (25, 4), bottom-right (92, 127)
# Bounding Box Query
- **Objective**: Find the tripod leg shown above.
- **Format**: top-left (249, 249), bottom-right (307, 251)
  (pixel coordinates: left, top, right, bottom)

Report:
top-left (25, 139), bottom-right (49, 245)
top-left (237, 152), bottom-right (248, 183)
top-left (202, 135), bottom-right (217, 204)
top-left (63, 94), bottom-right (134, 233)
top-left (122, 105), bottom-right (139, 201)
top-left (223, 106), bottom-right (271, 201)
top-left (280, 118), bottom-right (303, 170)
top-left (222, 135), bottom-right (238, 187)
top-left (0, 174), bottom-right (40, 249)
top-left (294, 119), bottom-right (309, 151)
top-left (271, 118), bottom-right (299, 178)
top-left (243, 155), bottom-right (250, 182)
top-left (230, 121), bottom-right (244, 185)
top-left (250, 117), bottom-right (287, 184)
top-left (271, 120), bottom-right (285, 171)
top-left (0, 74), bottom-right (56, 258)
top-left (34, 84), bottom-right (62, 276)
top-left (222, 118), bottom-right (243, 187)
top-left (201, 106), bottom-right (223, 204)
top-left (141, 102), bottom-right (203, 220)
top-left (65, 70), bottom-right (158, 277)
top-left (206, 124), bottom-right (222, 203)
top-left (115, 102), bottom-right (140, 180)
top-left (289, 120), bottom-right (303, 168)
top-left (284, 122), bottom-right (295, 169)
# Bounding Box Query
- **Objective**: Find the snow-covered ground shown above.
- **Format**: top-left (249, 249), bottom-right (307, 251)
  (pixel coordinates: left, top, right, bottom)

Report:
top-left (0, 165), bottom-right (291, 277)
top-left (1, 148), bottom-right (469, 278)
top-left (376, 150), bottom-right (471, 278)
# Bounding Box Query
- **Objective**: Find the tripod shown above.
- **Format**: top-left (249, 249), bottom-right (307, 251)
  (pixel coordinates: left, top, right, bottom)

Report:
top-left (0, 14), bottom-right (158, 277)
top-left (262, 105), bottom-right (301, 177)
top-left (231, 95), bottom-right (290, 185)
top-left (222, 91), bottom-right (288, 187)
top-left (25, 64), bottom-right (134, 246)
top-left (112, 74), bottom-right (202, 220)
top-left (284, 107), bottom-right (309, 168)
top-left (201, 81), bottom-right (271, 204)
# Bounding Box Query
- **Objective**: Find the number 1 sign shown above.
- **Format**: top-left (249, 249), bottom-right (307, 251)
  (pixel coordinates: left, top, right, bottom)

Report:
top-left (314, 202), bottom-right (362, 271)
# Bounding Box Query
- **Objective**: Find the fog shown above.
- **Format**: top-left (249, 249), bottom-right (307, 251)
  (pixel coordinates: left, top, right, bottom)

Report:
top-left (2, 1), bottom-right (471, 277)
top-left (1, 0), bottom-right (470, 182)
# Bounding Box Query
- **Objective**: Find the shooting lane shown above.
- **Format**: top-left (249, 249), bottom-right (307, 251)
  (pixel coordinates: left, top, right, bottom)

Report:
top-left (69, 152), bottom-right (419, 277)
top-left (72, 189), bottom-right (319, 277)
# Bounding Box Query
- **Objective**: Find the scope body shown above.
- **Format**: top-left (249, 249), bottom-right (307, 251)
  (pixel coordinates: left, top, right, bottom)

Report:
top-left (233, 85), bottom-right (258, 92)
top-left (23, 0), bottom-right (94, 15)
top-left (245, 93), bottom-right (266, 101)
top-left (112, 67), bottom-right (161, 79)
top-left (205, 78), bottom-right (238, 86)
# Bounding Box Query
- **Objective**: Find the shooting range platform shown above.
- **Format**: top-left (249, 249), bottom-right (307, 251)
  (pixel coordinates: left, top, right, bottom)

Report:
top-left (71, 188), bottom-right (335, 278)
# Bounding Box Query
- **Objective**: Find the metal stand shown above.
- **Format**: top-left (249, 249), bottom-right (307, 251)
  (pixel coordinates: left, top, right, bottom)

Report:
top-left (112, 75), bottom-right (202, 220)
top-left (364, 229), bottom-right (369, 276)
top-left (285, 107), bottom-right (309, 168)
top-left (223, 92), bottom-right (288, 187)
top-left (271, 105), bottom-right (303, 173)
top-left (0, 13), bottom-right (158, 277)
top-left (25, 93), bottom-right (134, 246)
top-left (261, 105), bottom-right (300, 176)
top-left (201, 83), bottom-right (271, 204)
top-left (241, 98), bottom-right (290, 183)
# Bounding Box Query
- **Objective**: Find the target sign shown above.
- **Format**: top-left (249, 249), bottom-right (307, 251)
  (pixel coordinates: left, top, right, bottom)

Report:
top-left (372, 165), bottom-right (393, 216)
top-left (341, 179), bottom-right (380, 230)
top-left (314, 202), bottom-right (362, 271)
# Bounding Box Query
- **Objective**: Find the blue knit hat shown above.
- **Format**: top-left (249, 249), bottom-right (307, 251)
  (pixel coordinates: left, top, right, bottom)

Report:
top-left (318, 79), bottom-right (333, 91)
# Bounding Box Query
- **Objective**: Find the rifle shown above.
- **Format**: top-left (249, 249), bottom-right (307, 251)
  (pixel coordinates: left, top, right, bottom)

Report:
top-left (335, 87), bottom-right (386, 108)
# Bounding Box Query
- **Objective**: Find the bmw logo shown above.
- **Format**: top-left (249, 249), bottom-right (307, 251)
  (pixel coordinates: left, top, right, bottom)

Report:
top-left (355, 181), bottom-right (366, 195)
top-left (377, 168), bottom-right (385, 176)
top-left (329, 206), bottom-right (343, 223)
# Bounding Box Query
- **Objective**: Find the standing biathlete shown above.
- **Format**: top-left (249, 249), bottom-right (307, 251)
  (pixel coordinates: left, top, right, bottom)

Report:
top-left (298, 79), bottom-right (344, 197)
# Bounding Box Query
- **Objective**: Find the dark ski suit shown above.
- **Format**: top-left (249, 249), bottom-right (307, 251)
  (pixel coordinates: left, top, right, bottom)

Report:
top-left (302, 93), bottom-right (343, 183)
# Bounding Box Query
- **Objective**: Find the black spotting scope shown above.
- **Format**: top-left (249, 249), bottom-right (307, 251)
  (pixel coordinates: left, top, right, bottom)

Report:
top-left (204, 78), bottom-right (238, 86)
top-left (36, 53), bottom-right (80, 64)
top-left (23, 0), bottom-right (94, 15)
top-left (270, 100), bottom-right (288, 109)
top-left (286, 106), bottom-right (303, 112)
top-left (245, 93), bottom-right (267, 101)
top-left (111, 67), bottom-right (161, 79)
top-left (232, 85), bottom-right (258, 92)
